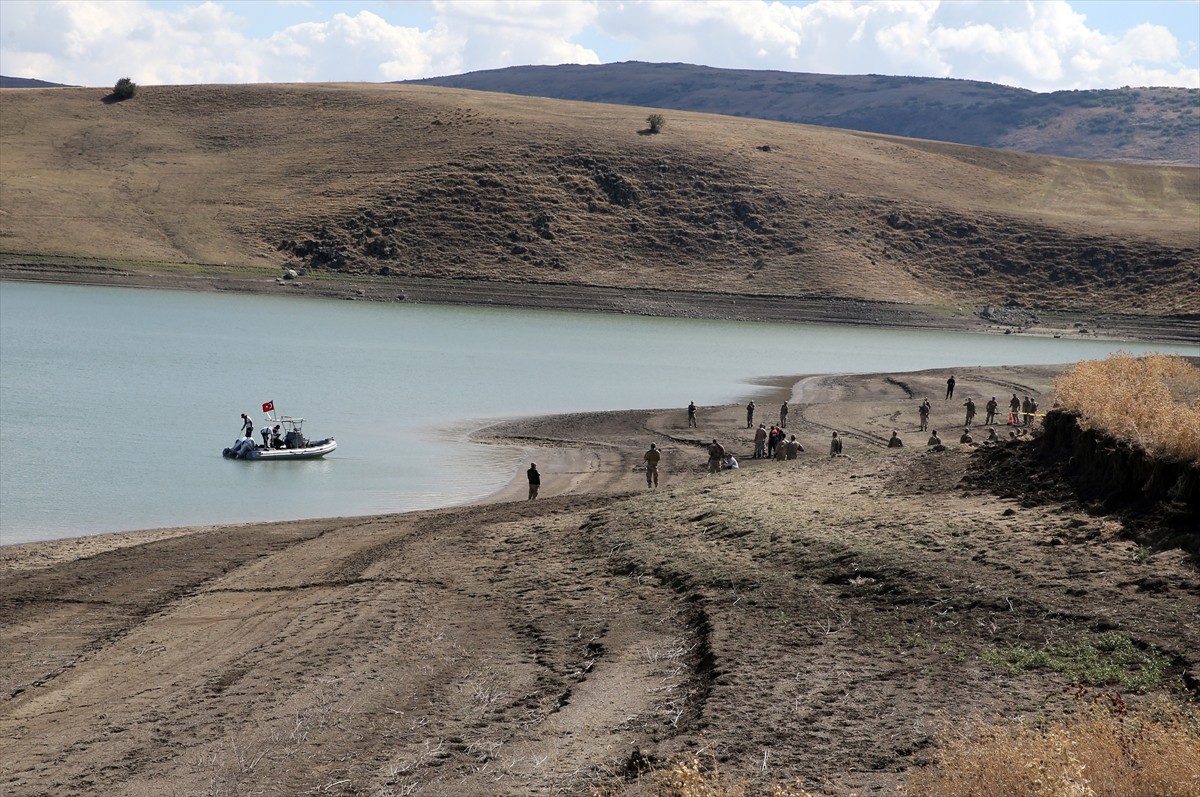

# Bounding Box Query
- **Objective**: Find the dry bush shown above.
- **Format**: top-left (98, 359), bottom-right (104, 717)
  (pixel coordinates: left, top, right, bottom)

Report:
top-left (593, 755), bottom-right (823, 797)
top-left (1053, 354), bottom-right (1200, 462)
top-left (905, 699), bottom-right (1200, 797)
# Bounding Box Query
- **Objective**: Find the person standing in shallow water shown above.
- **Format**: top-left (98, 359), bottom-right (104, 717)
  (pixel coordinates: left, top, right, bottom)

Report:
top-left (643, 443), bottom-right (661, 488)
top-left (946, 375), bottom-right (956, 400)
top-left (687, 401), bottom-right (697, 428)
top-left (527, 463), bottom-right (540, 500)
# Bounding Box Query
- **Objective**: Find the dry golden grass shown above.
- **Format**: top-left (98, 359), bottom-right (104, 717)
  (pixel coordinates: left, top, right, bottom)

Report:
top-left (904, 699), bottom-right (1200, 797)
top-left (1052, 354), bottom-right (1200, 462)
top-left (608, 701), bottom-right (1200, 797)
top-left (2, 83), bottom-right (1198, 314)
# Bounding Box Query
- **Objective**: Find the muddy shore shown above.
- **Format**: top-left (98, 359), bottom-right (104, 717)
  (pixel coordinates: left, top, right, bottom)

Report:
top-left (3, 362), bottom-right (1196, 796)
top-left (3, 258), bottom-right (1196, 343)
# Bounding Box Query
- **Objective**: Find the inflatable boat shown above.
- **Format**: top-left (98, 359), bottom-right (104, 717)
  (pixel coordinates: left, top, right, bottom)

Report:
top-left (223, 411), bottom-right (336, 460)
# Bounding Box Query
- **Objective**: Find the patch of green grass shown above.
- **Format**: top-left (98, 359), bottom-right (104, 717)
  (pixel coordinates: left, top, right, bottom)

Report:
top-left (982, 631), bottom-right (1176, 692)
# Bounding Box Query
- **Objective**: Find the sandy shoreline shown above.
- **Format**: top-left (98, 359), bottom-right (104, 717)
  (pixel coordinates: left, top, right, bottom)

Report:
top-left (3, 362), bottom-right (1197, 796)
top-left (3, 260), bottom-right (1197, 344)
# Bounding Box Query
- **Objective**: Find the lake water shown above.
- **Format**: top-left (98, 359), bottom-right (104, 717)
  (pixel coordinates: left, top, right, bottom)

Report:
top-left (1, 281), bottom-right (1194, 545)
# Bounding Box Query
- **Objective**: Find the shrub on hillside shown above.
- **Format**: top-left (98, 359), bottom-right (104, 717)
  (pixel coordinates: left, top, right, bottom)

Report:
top-left (111, 77), bottom-right (137, 101)
top-left (646, 113), bottom-right (666, 134)
top-left (1053, 354), bottom-right (1200, 462)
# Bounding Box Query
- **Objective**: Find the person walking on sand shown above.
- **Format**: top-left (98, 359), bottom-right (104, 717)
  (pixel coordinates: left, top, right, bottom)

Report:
top-left (888, 430), bottom-right (904, 448)
top-left (918, 399), bottom-right (930, 432)
top-left (707, 440), bottom-right (725, 473)
top-left (687, 401), bottom-right (698, 428)
top-left (746, 400), bottom-right (756, 429)
top-left (985, 396), bottom-right (998, 425)
top-left (830, 431), bottom-right (843, 457)
top-left (643, 443), bottom-right (661, 488)
top-left (527, 463), bottom-right (541, 500)
top-left (779, 400), bottom-right (789, 428)
top-left (946, 375), bottom-right (956, 400)
top-left (963, 397), bottom-right (976, 427)
top-left (753, 423), bottom-right (767, 459)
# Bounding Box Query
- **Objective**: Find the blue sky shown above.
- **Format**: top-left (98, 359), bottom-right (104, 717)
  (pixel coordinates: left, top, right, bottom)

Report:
top-left (1, 1), bottom-right (1197, 91)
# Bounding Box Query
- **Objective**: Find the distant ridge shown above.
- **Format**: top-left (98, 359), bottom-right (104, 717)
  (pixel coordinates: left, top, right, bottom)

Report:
top-left (0, 75), bottom-right (75, 89)
top-left (405, 61), bottom-right (1200, 166)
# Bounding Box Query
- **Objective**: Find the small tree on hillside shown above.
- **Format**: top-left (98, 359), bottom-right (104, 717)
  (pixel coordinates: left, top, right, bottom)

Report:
top-left (112, 77), bottom-right (137, 101)
top-left (646, 113), bottom-right (665, 134)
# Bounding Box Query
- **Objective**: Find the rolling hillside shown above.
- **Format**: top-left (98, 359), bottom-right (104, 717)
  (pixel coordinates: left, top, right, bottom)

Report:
top-left (1, 82), bottom-right (1197, 319)
top-left (407, 62), bottom-right (1200, 166)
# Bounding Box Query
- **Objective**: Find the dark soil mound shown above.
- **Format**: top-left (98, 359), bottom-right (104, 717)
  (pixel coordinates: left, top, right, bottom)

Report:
top-left (964, 412), bottom-right (1200, 554)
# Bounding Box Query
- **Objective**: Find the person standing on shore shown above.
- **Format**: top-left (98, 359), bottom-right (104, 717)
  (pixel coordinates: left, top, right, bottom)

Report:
top-left (779, 401), bottom-right (789, 428)
top-left (964, 397), bottom-right (976, 427)
top-left (643, 443), bottom-right (661, 488)
top-left (746, 400), bottom-right (755, 428)
top-left (985, 397), bottom-right (998, 425)
top-left (767, 425), bottom-right (780, 458)
top-left (1009, 394), bottom-right (1021, 424)
top-left (785, 435), bottom-right (803, 459)
top-left (946, 375), bottom-right (956, 400)
top-left (918, 400), bottom-right (930, 432)
top-left (527, 463), bottom-right (540, 500)
top-left (830, 431), bottom-right (843, 457)
top-left (1021, 396), bottom-right (1032, 426)
top-left (707, 440), bottom-right (725, 473)
top-left (687, 401), bottom-right (697, 428)
top-left (753, 424), bottom-right (768, 458)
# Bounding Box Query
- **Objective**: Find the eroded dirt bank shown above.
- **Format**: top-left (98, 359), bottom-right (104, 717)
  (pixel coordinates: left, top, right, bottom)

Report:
top-left (2, 259), bottom-right (1197, 344)
top-left (1, 366), bottom-right (1196, 796)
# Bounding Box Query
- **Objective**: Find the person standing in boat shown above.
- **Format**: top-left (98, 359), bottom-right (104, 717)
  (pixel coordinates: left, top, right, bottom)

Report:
top-left (260, 423), bottom-right (273, 448)
top-left (241, 413), bottom-right (253, 438)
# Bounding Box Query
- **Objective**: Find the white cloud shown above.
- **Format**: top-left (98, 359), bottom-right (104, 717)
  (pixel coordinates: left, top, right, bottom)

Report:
top-left (0, 0), bottom-right (1195, 90)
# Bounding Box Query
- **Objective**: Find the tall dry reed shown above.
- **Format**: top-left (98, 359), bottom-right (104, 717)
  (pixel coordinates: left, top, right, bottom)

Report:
top-left (904, 699), bottom-right (1200, 797)
top-left (1052, 354), bottom-right (1200, 462)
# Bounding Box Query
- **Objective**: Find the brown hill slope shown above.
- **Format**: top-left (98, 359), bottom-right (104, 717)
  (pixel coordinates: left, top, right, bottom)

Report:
top-left (1, 83), bottom-right (1197, 316)
top-left (407, 62), bottom-right (1200, 166)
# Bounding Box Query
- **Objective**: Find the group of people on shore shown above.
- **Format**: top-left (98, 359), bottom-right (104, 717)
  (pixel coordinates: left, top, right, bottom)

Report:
top-left (527, 379), bottom-right (1041, 498)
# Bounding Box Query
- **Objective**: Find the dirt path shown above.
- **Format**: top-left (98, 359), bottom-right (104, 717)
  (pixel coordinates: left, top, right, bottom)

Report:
top-left (2, 366), bottom-right (1196, 796)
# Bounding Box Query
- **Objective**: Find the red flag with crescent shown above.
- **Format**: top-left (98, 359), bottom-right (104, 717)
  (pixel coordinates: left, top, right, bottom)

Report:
top-left (262, 401), bottom-right (274, 413)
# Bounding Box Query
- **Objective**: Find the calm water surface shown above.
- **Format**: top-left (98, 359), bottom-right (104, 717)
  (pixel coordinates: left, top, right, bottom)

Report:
top-left (1, 281), bottom-right (1193, 545)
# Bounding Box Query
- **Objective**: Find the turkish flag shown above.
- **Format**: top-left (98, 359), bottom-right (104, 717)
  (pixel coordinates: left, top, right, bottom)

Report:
top-left (262, 401), bottom-right (274, 413)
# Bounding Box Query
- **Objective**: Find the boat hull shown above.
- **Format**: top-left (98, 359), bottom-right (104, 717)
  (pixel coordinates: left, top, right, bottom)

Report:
top-left (223, 439), bottom-right (337, 460)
